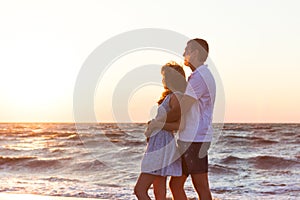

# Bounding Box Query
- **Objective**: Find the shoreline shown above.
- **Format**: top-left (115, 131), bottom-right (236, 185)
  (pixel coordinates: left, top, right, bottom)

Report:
top-left (0, 193), bottom-right (221, 200)
top-left (0, 193), bottom-right (108, 200)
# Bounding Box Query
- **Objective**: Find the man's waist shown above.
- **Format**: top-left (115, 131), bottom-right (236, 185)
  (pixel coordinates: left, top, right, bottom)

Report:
top-left (178, 131), bottom-right (213, 142)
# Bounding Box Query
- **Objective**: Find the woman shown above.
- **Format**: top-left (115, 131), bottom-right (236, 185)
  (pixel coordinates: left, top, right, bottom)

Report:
top-left (134, 62), bottom-right (187, 200)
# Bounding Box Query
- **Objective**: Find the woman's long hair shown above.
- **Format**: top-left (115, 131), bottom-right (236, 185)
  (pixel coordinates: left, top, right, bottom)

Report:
top-left (157, 62), bottom-right (186, 105)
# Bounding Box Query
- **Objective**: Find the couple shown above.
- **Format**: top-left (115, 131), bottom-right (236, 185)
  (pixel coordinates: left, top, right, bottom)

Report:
top-left (134, 38), bottom-right (216, 200)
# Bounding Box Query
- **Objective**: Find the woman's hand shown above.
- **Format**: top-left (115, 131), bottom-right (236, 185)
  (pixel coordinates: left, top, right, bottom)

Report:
top-left (144, 119), bottom-right (165, 140)
top-left (144, 126), bottom-right (152, 138)
top-left (148, 119), bottom-right (164, 131)
top-left (144, 119), bottom-right (154, 138)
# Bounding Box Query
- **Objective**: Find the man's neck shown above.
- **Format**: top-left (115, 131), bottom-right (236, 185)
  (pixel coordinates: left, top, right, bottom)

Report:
top-left (190, 62), bottom-right (204, 71)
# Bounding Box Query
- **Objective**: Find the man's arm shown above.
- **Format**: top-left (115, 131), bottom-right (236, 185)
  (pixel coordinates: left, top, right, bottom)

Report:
top-left (148, 94), bottom-right (197, 132)
top-left (165, 93), bottom-right (197, 122)
top-left (166, 94), bottom-right (196, 123)
top-left (150, 120), bottom-right (181, 132)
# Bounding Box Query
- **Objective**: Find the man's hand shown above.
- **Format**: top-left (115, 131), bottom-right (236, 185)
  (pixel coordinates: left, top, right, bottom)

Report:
top-left (148, 119), bottom-right (164, 131)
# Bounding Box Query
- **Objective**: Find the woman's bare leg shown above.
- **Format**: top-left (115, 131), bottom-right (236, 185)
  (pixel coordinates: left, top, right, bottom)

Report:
top-left (134, 173), bottom-right (156, 200)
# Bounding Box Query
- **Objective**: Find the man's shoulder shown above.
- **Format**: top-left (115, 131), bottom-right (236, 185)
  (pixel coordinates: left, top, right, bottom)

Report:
top-left (198, 66), bottom-right (216, 84)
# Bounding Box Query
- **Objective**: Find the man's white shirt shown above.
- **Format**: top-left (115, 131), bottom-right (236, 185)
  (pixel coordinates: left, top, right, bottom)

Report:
top-left (178, 64), bottom-right (216, 142)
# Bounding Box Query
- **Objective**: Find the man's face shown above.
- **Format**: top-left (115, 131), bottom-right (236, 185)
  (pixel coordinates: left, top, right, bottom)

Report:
top-left (183, 44), bottom-right (193, 67)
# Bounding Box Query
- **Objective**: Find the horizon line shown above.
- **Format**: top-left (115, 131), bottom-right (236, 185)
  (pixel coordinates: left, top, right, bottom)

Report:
top-left (0, 121), bottom-right (299, 124)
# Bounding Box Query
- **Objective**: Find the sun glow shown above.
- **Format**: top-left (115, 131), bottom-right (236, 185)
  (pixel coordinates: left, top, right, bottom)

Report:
top-left (1, 1), bottom-right (300, 123)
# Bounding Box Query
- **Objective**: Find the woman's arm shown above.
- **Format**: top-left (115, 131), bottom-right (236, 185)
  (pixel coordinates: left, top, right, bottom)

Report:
top-left (167, 94), bottom-right (196, 130)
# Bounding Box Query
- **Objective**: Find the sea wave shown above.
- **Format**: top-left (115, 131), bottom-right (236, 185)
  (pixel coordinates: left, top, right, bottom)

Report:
top-left (0, 156), bottom-right (72, 171)
top-left (209, 164), bottom-right (238, 175)
top-left (223, 135), bottom-right (279, 145)
top-left (249, 155), bottom-right (300, 169)
top-left (0, 156), bottom-right (36, 166)
top-left (73, 159), bottom-right (106, 171)
top-left (219, 155), bottom-right (300, 170)
top-left (41, 176), bottom-right (82, 183)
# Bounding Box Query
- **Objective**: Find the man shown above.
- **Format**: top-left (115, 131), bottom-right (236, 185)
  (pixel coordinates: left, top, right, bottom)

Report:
top-left (166, 38), bottom-right (216, 200)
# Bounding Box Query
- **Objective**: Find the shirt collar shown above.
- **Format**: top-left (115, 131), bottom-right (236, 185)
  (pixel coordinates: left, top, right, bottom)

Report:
top-left (189, 64), bottom-right (207, 77)
top-left (195, 64), bottom-right (207, 72)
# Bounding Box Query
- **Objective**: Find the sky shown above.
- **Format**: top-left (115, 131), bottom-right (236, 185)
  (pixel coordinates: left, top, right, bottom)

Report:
top-left (0, 0), bottom-right (299, 123)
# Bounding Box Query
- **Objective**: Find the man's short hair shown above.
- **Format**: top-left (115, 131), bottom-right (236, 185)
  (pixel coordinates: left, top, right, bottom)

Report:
top-left (188, 38), bottom-right (209, 62)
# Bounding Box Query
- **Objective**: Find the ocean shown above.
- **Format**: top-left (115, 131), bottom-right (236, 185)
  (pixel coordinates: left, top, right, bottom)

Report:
top-left (0, 123), bottom-right (299, 200)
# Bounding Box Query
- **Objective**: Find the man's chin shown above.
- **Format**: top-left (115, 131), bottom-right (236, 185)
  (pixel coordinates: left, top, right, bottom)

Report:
top-left (184, 61), bottom-right (190, 67)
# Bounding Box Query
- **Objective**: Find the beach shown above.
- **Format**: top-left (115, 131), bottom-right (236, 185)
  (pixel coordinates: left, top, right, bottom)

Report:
top-left (0, 193), bottom-right (108, 200)
top-left (0, 193), bottom-right (223, 200)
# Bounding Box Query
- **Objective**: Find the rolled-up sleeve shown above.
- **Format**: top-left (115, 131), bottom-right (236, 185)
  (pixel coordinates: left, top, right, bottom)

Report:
top-left (185, 73), bottom-right (207, 100)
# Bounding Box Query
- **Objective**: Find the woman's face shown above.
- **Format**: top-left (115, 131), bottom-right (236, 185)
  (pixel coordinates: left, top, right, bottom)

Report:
top-left (162, 69), bottom-right (176, 90)
top-left (162, 66), bottom-right (185, 91)
top-left (161, 70), bottom-right (167, 88)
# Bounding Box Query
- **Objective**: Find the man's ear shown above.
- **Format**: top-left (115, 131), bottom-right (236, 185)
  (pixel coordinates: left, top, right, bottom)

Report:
top-left (192, 48), bottom-right (199, 55)
top-left (193, 49), bottom-right (201, 60)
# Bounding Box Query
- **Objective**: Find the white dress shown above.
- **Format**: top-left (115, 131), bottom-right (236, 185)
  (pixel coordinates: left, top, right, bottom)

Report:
top-left (141, 94), bottom-right (182, 176)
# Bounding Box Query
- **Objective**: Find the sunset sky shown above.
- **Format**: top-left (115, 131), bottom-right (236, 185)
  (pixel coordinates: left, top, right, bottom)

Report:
top-left (0, 0), bottom-right (299, 123)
